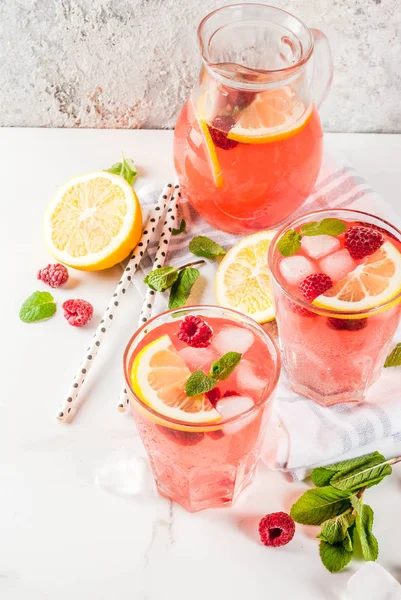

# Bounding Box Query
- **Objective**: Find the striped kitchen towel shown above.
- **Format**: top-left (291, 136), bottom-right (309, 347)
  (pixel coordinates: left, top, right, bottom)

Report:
top-left (132, 153), bottom-right (401, 480)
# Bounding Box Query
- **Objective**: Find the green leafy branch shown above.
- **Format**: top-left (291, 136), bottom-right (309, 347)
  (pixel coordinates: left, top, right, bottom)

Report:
top-left (290, 451), bottom-right (401, 573)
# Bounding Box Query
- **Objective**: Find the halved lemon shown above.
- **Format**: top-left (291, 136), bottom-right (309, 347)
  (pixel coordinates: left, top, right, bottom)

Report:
top-left (43, 171), bottom-right (142, 270)
top-left (215, 230), bottom-right (276, 323)
top-left (192, 97), bottom-right (224, 188)
top-left (227, 86), bottom-right (312, 144)
top-left (131, 335), bottom-right (221, 424)
top-left (313, 241), bottom-right (401, 315)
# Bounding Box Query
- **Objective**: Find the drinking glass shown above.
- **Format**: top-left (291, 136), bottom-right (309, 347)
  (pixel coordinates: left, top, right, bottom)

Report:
top-left (124, 305), bottom-right (280, 512)
top-left (268, 209), bottom-right (401, 406)
top-left (174, 4), bottom-right (333, 233)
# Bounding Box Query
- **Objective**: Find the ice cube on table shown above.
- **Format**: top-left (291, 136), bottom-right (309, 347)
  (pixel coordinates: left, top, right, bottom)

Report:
top-left (216, 395), bottom-right (255, 435)
top-left (179, 346), bottom-right (216, 371)
top-left (211, 326), bottom-right (254, 355)
top-left (236, 360), bottom-right (266, 395)
top-left (301, 234), bottom-right (341, 259)
top-left (95, 445), bottom-right (156, 497)
top-left (319, 248), bottom-right (356, 283)
top-left (279, 255), bottom-right (317, 286)
top-left (347, 563), bottom-right (401, 600)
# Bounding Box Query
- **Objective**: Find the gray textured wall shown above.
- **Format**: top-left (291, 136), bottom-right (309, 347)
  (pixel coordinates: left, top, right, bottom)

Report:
top-left (1, 0), bottom-right (400, 131)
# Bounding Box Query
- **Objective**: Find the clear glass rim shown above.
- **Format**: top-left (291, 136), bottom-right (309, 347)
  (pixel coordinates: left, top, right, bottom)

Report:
top-left (123, 304), bottom-right (281, 430)
top-left (197, 3), bottom-right (314, 80)
top-left (268, 208), bottom-right (401, 318)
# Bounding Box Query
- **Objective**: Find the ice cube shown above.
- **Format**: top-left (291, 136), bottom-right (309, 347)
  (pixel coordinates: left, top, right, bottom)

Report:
top-left (236, 360), bottom-right (266, 395)
top-left (347, 563), bottom-right (401, 600)
top-left (216, 395), bottom-right (255, 435)
top-left (279, 255), bottom-right (317, 286)
top-left (301, 235), bottom-right (340, 259)
top-left (319, 249), bottom-right (356, 283)
top-left (179, 346), bottom-right (217, 371)
top-left (211, 326), bottom-right (254, 355)
top-left (95, 445), bottom-right (156, 497)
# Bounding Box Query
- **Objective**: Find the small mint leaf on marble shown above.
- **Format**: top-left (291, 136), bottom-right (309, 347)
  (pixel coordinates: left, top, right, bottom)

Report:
top-left (107, 156), bottom-right (137, 186)
top-left (19, 291), bottom-right (57, 323)
top-left (319, 540), bottom-right (353, 573)
top-left (290, 487), bottom-right (352, 526)
top-left (384, 343), bottom-right (401, 368)
top-left (354, 503), bottom-right (379, 562)
top-left (277, 230), bottom-right (302, 257)
top-left (311, 451), bottom-right (386, 488)
top-left (189, 236), bottom-right (226, 259)
top-left (317, 512), bottom-right (355, 545)
top-left (144, 266), bottom-right (178, 292)
top-left (168, 267), bottom-right (199, 310)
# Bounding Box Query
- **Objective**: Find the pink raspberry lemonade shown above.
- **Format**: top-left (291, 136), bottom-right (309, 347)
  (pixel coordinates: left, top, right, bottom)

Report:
top-left (268, 209), bottom-right (401, 406)
top-left (123, 306), bottom-right (280, 512)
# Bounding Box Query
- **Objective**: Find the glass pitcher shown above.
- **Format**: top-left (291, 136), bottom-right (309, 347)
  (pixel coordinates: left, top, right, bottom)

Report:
top-left (174, 4), bottom-right (333, 234)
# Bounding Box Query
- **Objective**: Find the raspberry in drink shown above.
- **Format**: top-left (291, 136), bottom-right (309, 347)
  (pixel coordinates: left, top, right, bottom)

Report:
top-left (268, 209), bottom-right (401, 406)
top-left (124, 306), bottom-right (280, 512)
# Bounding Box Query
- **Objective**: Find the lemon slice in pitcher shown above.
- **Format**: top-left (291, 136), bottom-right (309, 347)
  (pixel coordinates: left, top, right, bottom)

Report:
top-left (43, 171), bottom-right (142, 270)
top-left (313, 242), bottom-right (401, 314)
top-left (191, 96), bottom-right (224, 188)
top-left (227, 86), bottom-right (312, 144)
top-left (131, 335), bottom-right (221, 424)
top-left (215, 230), bottom-right (276, 323)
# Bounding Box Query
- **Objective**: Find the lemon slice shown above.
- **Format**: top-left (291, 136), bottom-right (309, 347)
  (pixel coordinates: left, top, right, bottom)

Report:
top-left (43, 171), bottom-right (142, 270)
top-left (131, 335), bottom-right (221, 424)
top-left (215, 230), bottom-right (276, 323)
top-left (313, 241), bottom-right (401, 314)
top-left (227, 86), bottom-right (312, 144)
top-left (191, 97), bottom-right (224, 188)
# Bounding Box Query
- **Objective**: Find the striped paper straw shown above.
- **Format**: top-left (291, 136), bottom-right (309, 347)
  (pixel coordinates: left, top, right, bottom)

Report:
top-left (57, 183), bottom-right (174, 423)
top-left (117, 184), bottom-right (180, 412)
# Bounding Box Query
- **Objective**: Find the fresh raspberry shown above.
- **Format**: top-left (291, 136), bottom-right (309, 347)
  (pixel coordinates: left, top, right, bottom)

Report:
top-left (223, 390), bottom-right (240, 397)
top-left (177, 315), bottom-right (213, 348)
top-left (327, 317), bottom-right (367, 331)
top-left (208, 429), bottom-right (224, 440)
top-left (287, 298), bottom-right (316, 318)
top-left (299, 273), bottom-right (333, 302)
top-left (156, 425), bottom-right (204, 446)
top-left (356, 221), bottom-right (398, 242)
top-left (345, 226), bottom-right (384, 260)
top-left (208, 116), bottom-right (238, 150)
top-left (37, 263), bottom-right (69, 288)
top-left (258, 512), bottom-right (296, 547)
top-left (205, 387), bottom-right (221, 406)
top-left (62, 299), bottom-right (93, 327)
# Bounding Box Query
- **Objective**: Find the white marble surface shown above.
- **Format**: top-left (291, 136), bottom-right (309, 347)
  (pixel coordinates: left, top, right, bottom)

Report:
top-left (1, 129), bottom-right (401, 600)
top-left (1, 0), bottom-right (400, 131)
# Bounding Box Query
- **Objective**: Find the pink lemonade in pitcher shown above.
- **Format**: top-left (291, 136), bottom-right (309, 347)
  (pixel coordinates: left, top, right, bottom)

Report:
top-left (173, 4), bottom-right (333, 234)
top-left (269, 210), bottom-right (401, 406)
top-left (124, 306), bottom-right (280, 512)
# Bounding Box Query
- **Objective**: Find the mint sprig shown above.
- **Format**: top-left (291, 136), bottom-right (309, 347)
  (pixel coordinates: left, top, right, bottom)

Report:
top-left (277, 218), bottom-right (346, 257)
top-left (189, 236), bottom-right (226, 259)
top-left (291, 451), bottom-right (401, 573)
top-left (107, 156), bottom-right (137, 186)
top-left (168, 267), bottom-right (199, 310)
top-left (384, 343), bottom-right (401, 368)
top-left (172, 219), bottom-right (186, 236)
top-left (186, 351), bottom-right (242, 397)
top-left (19, 291), bottom-right (57, 323)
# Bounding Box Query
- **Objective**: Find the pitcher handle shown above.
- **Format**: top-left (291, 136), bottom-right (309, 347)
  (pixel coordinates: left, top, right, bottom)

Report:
top-left (309, 28), bottom-right (333, 109)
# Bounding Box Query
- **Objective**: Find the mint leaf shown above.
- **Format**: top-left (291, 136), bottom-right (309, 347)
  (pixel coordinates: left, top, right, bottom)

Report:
top-left (277, 230), bottom-right (302, 257)
top-left (342, 528), bottom-right (354, 552)
top-left (311, 451), bottom-right (386, 488)
top-left (384, 343), bottom-right (401, 368)
top-left (189, 236), bottom-right (226, 259)
top-left (185, 371), bottom-right (217, 397)
top-left (290, 487), bottom-right (352, 525)
top-left (319, 540), bottom-right (353, 573)
top-left (318, 512), bottom-right (355, 545)
top-left (354, 504), bottom-right (379, 562)
top-left (107, 156), bottom-right (137, 186)
top-left (301, 218), bottom-right (346, 237)
top-left (144, 266), bottom-right (178, 292)
top-left (330, 455), bottom-right (392, 492)
top-left (172, 219), bottom-right (186, 236)
top-left (168, 267), bottom-right (199, 310)
top-left (210, 352), bottom-right (242, 380)
top-left (19, 291), bottom-right (56, 323)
